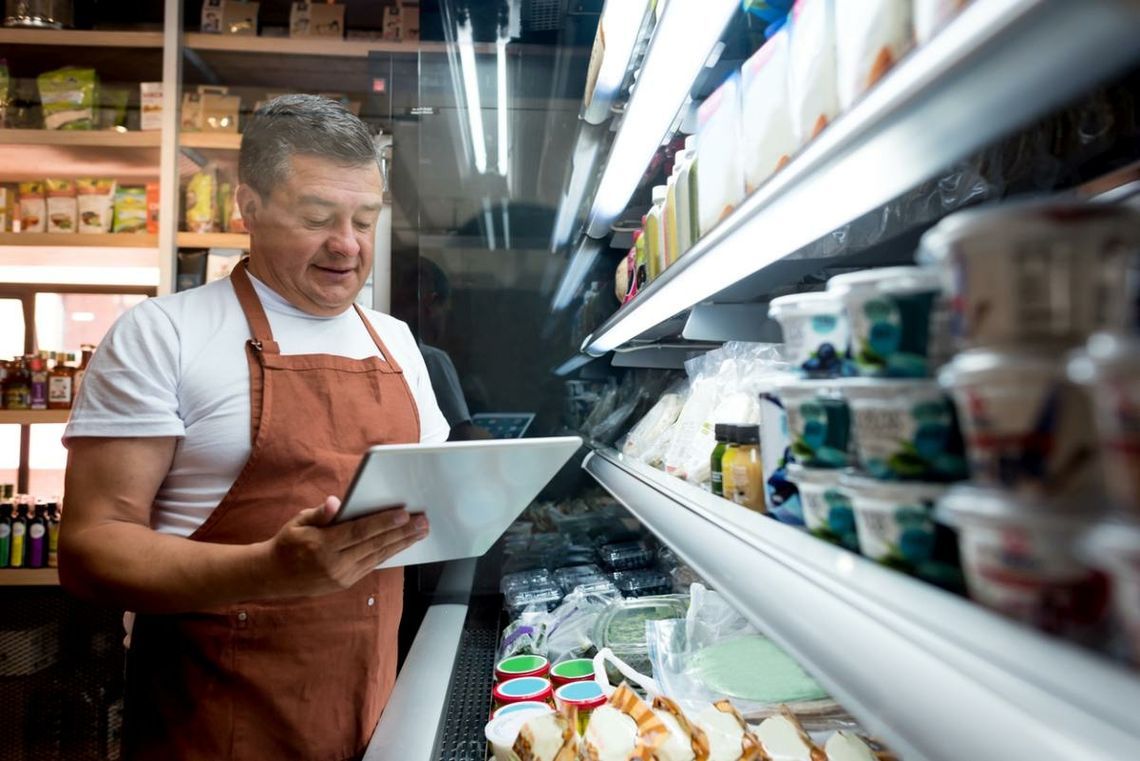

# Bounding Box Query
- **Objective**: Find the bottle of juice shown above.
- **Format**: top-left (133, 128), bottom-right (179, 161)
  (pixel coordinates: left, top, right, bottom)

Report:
top-left (27, 502), bottom-right (46, 568)
top-left (4, 357), bottom-right (30, 410)
top-left (0, 498), bottom-right (12, 569)
top-left (75, 344), bottom-right (95, 397)
top-left (664, 164), bottom-right (681, 268)
top-left (731, 426), bottom-right (765, 512)
top-left (645, 187), bottom-right (667, 281)
top-left (47, 500), bottom-right (61, 568)
top-left (48, 351), bottom-right (74, 410)
top-left (28, 355), bottom-right (49, 410)
top-left (719, 426), bottom-right (741, 503)
top-left (710, 424), bottom-right (732, 496)
top-left (675, 135), bottom-right (698, 255)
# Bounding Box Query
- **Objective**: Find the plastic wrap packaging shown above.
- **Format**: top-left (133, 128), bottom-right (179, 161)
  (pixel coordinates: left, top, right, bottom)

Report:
top-left (740, 25), bottom-right (795, 194)
top-left (646, 585), bottom-right (846, 726)
top-left (621, 382), bottom-right (688, 461)
top-left (834, 0), bottom-right (912, 111)
top-left (598, 540), bottom-right (654, 572)
top-left (37, 67), bottom-right (97, 130)
top-left (788, 0), bottom-right (838, 146)
top-left (533, 587), bottom-right (623, 664)
top-left (695, 73), bottom-right (745, 238)
top-left (913, 0), bottom-right (971, 44)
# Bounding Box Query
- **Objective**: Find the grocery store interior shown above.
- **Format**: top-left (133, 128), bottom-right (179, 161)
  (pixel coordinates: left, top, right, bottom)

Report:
top-left (2, 0), bottom-right (1140, 759)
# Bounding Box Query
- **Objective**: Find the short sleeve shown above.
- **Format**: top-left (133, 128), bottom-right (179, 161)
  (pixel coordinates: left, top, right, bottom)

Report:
top-left (63, 300), bottom-right (186, 445)
top-left (391, 323), bottom-right (450, 445)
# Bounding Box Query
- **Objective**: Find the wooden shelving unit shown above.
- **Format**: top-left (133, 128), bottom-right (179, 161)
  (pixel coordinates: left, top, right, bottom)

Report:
top-left (0, 233), bottom-right (158, 248)
top-left (0, 411), bottom-right (70, 425)
top-left (183, 31), bottom-right (449, 57)
top-left (179, 132), bottom-right (242, 150)
top-left (0, 569), bottom-right (60, 586)
top-left (0, 28), bottom-right (164, 48)
top-left (0, 128), bottom-right (162, 147)
top-left (177, 232), bottom-right (250, 249)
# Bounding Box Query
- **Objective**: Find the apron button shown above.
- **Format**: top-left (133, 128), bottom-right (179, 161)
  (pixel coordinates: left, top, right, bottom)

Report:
top-left (367, 596), bottom-right (375, 607)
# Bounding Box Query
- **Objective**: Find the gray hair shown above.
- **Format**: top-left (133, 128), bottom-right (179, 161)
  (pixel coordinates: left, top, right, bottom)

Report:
top-left (239, 94), bottom-right (378, 197)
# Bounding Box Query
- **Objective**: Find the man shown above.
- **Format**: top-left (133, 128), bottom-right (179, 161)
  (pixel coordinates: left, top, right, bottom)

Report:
top-left (59, 94), bottom-right (450, 760)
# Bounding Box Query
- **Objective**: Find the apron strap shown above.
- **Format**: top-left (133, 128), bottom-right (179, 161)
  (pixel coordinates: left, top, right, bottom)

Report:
top-left (353, 304), bottom-right (404, 373)
top-left (230, 260), bottom-right (282, 354)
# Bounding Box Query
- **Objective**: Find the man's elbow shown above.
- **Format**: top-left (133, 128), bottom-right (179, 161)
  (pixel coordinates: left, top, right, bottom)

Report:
top-left (58, 535), bottom-right (109, 604)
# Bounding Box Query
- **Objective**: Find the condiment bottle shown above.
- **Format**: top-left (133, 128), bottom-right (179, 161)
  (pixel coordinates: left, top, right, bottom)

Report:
top-left (74, 344), bottom-right (95, 397)
top-left (645, 186), bottom-right (667, 281)
top-left (10, 499), bottom-right (28, 568)
top-left (0, 498), bottom-right (12, 569)
top-left (710, 423), bottom-right (732, 497)
top-left (48, 351), bottom-right (74, 410)
top-left (720, 426), bottom-right (741, 502)
top-left (27, 502), bottom-right (46, 568)
top-left (730, 425), bottom-right (765, 512)
top-left (47, 500), bottom-right (61, 568)
top-left (28, 355), bottom-right (49, 410)
top-left (4, 357), bottom-right (30, 410)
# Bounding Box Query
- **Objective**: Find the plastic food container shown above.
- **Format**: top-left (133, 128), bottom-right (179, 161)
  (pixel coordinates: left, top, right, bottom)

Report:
top-left (552, 564), bottom-right (607, 595)
top-left (827, 266), bottom-right (950, 378)
top-left (598, 540), bottom-right (654, 571)
top-left (839, 379), bottom-right (967, 482)
top-left (1068, 333), bottom-right (1140, 515)
top-left (592, 595), bottom-right (689, 682)
top-left (758, 381), bottom-right (803, 526)
top-left (768, 292), bottom-right (851, 378)
top-left (503, 583), bottom-right (563, 618)
top-left (786, 464), bottom-right (858, 551)
top-left (495, 654), bottom-right (550, 683)
top-left (500, 569), bottom-right (555, 595)
top-left (918, 200), bottom-right (1140, 349)
top-left (940, 348), bottom-right (1099, 497)
top-left (611, 569), bottom-right (673, 598)
top-left (553, 680), bottom-right (608, 736)
top-left (485, 706), bottom-right (552, 761)
top-left (492, 676), bottom-right (554, 711)
top-left (937, 486), bottom-right (1108, 638)
top-left (841, 475), bottom-right (946, 571)
top-left (549, 658), bottom-right (596, 687)
top-left (1080, 519), bottom-right (1140, 664)
top-left (492, 701), bottom-right (554, 720)
top-left (776, 380), bottom-right (853, 469)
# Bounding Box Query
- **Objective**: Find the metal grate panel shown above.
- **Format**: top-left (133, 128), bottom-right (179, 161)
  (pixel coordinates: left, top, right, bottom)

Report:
top-left (523, 0), bottom-right (565, 32)
top-left (434, 597), bottom-right (500, 761)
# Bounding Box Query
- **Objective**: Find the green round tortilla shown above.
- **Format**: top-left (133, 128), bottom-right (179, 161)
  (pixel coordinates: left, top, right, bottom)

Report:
top-left (691, 635), bottom-right (828, 703)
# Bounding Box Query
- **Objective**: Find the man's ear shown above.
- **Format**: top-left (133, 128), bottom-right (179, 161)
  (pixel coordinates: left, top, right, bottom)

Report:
top-left (235, 184), bottom-right (261, 228)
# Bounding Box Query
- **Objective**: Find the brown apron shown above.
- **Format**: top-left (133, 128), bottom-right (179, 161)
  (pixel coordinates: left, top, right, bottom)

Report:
top-left (123, 262), bottom-right (421, 761)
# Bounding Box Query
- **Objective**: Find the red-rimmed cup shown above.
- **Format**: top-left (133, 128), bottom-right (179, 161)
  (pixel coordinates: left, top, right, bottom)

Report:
top-left (553, 680), bottom-right (607, 736)
top-left (492, 676), bottom-right (553, 711)
top-left (494, 654), bottom-right (550, 682)
top-left (549, 658), bottom-right (595, 686)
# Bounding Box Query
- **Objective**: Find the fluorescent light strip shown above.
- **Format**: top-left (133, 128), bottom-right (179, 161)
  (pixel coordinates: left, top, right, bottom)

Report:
top-left (550, 124), bottom-right (607, 250)
top-left (496, 37), bottom-right (509, 177)
top-left (586, 0), bottom-right (738, 237)
top-left (483, 197), bottom-right (497, 250)
top-left (593, 0), bottom-right (652, 102)
top-left (458, 20), bottom-right (488, 174)
top-left (551, 238), bottom-right (603, 312)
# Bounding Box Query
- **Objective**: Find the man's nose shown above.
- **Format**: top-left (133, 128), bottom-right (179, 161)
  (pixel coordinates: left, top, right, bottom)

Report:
top-left (326, 218), bottom-right (361, 257)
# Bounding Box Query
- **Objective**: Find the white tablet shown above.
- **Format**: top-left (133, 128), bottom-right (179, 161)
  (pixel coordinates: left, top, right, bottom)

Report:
top-left (334, 436), bottom-right (583, 568)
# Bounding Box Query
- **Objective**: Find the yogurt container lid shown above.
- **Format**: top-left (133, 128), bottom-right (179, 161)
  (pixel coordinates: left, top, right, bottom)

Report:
top-left (496, 654), bottom-right (550, 680)
top-left (936, 486), bottom-right (1092, 531)
top-left (832, 377), bottom-right (942, 399)
top-left (485, 709), bottom-right (550, 749)
top-left (1067, 332), bottom-right (1140, 385)
top-left (492, 701), bottom-right (555, 720)
top-left (786, 463), bottom-right (846, 487)
top-left (840, 474), bottom-right (948, 504)
top-left (493, 676), bottom-right (553, 703)
top-left (553, 680), bottom-right (607, 708)
top-left (918, 199), bottom-right (1140, 262)
top-left (826, 266), bottom-right (942, 297)
top-left (1079, 519), bottom-right (1140, 576)
top-left (768, 291), bottom-right (839, 319)
top-left (550, 658), bottom-right (596, 682)
top-left (939, 347), bottom-right (1064, 388)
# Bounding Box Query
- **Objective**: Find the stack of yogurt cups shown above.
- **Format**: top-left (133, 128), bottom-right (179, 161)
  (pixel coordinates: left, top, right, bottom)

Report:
top-left (769, 263), bottom-right (968, 591)
top-left (918, 198), bottom-right (1140, 657)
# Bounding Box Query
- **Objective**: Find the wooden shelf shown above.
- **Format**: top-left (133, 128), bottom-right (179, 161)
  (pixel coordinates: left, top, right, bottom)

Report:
top-left (179, 132), bottom-right (242, 150)
top-left (0, 568), bottom-right (59, 586)
top-left (177, 232), bottom-right (249, 249)
top-left (0, 128), bottom-right (162, 147)
top-left (183, 31), bottom-right (451, 58)
top-left (0, 28), bottom-right (163, 48)
top-left (0, 411), bottom-right (70, 425)
top-left (0, 233), bottom-right (157, 248)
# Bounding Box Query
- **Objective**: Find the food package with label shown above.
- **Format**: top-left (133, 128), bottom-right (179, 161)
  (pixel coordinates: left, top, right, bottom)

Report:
top-left (199, 86), bottom-right (240, 133)
top-left (37, 67), bottom-right (98, 130)
top-left (0, 185), bottom-right (10, 232)
top-left (695, 72), bottom-right (745, 238)
top-left (146, 182), bottom-right (160, 234)
top-left (290, 2), bottom-right (345, 38)
top-left (740, 23), bottom-right (795, 193)
top-left (77, 178), bottom-right (117, 233)
top-left (788, 0), bottom-right (838, 146)
top-left (18, 181), bottom-right (46, 233)
top-left (185, 168), bottom-right (218, 233)
top-left (140, 82), bottom-right (163, 131)
top-left (112, 186), bottom-right (148, 233)
top-left (834, 0), bottom-right (912, 111)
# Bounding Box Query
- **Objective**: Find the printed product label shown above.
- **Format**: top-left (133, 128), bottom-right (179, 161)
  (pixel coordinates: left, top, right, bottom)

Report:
top-left (29, 524), bottom-right (45, 540)
top-left (785, 394), bottom-right (852, 468)
top-left (799, 483), bottom-right (857, 550)
top-left (850, 395), bottom-right (966, 480)
top-left (760, 395), bottom-right (801, 524)
top-left (0, 524), bottom-right (9, 538)
top-left (781, 313), bottom-right (850, 377)
top-left (48, 376), bottom-right (72, 404)
top-left (851, 497), bottom-right (935, 569)
top-left (847, 290), bottom-right (949, 378)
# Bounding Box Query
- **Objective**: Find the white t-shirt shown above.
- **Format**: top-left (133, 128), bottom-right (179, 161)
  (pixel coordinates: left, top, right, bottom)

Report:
top-left (64, 274), bottom-right (450, 537)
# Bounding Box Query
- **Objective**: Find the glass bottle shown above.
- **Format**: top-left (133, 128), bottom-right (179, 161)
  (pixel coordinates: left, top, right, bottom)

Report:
top-left (0, 488), bottom-right (13, 569)
top-left (720, 426), bottom-right (741, 503)
top-left (28, 355), bottom-right (49, 410)
top-left (710, 423), bottom-right (732, 497)
top-left (75, 344), bottom-right (95, 396)
top-left (47, 500), bottom-right (61, 568)
top-left (731, 425), bottom-right (765, 512)
top-left (10, 499), bottom-right (28, 568)
top-left (48, 351), bottom-right (75, 409)
top-left (4, 357), bottom-right (31, 410)
top-left (27, 502), bottom-right (47, 568)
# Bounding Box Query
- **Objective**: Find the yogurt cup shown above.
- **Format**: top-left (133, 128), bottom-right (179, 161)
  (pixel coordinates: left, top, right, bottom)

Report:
top-left (768, 292), bottom-right (851, 378)
top-left (485, 706), bottom-right (552, 761)
top-left (492, 701), bottom-right (554, 720)
top-left (1080, 519), bottom-right (1140, 664)
top-left (1068, 333), bottom-right (1140, 515)
top-left (937, 486), bottom-right (1108, 638)
top-left (552, 680), bottom-right (607, 736)
top-left (787, 464), bottom-right (858, 551)
top-left (918, 200), bottom-right (1140, 349)
top-left (940, 348), bottom-right (1099, 498)
top-left (841, 475), bottom-right (947, 571)
top-left (776, 380), bottom-right (853, 469)
top-left (549, 658), bottom-right (596, 686)
top-left (495, 654), bottom-right (550, 682)
top-left (838, 379), bottom-right (967, 482)
top-left (492, 676), bottom-right (553, 711)
top-left (827, 266), bottom-right (950, 378)
top-left (759, 380), bottom-right (803, 525)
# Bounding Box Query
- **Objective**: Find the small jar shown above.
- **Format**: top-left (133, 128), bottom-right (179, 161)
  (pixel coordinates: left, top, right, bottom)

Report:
top-left (492, 677), bottom-right (553, 712)
top-left (549, 658), bottom-right (596, 687)
top-left (495, 654), bottom-right (550, 683)
top-left (553, 680), bottom-right (607, 736)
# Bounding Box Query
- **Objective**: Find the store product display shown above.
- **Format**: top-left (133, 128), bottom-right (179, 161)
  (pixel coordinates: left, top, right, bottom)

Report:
top-left (0, 486), bottom-right (61, 570)
top-left (1, 347), bottom-right (92, 410)
top-left (6, 178), bottom-right (153, 235)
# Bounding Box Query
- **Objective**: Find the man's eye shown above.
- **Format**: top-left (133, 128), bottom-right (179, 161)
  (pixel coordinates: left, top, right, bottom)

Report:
top-left (304, 218), bottom-right (330, 227)
top-left (353, 220), bottom-right (374, 232)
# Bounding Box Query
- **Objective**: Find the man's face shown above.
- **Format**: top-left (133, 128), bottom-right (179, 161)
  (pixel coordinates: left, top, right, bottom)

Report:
top-left (241, 153), bottom-right (382, 317)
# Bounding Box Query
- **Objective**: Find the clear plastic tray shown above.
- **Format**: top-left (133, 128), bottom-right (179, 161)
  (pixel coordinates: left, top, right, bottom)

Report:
top-left (598, 540), bottom-right (654, 571)
top-left (611, 569), bottom-right (674, 598)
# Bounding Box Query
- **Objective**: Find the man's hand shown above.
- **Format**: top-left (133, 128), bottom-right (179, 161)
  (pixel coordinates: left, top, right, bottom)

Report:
top-left (262, 497), bottom-right (429, 597)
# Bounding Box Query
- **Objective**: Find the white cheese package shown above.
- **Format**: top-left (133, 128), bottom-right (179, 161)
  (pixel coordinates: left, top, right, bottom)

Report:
top-left (740, 25), bottom-right (795, 194)
top-left (788, 0), bottom-right (838, 146)
top-left (621, 383), bottom-right (688, 461)
top-left (834, 0), bottom-right (912, 111)
top-left (695, 73), bottom-right (745, 238)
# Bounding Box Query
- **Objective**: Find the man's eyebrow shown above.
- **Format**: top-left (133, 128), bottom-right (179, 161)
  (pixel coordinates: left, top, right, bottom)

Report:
top-left (297, 195), bottom-right (382, 213)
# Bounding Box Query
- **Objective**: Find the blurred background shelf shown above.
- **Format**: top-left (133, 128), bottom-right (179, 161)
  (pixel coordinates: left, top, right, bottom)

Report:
top-left (178, 132), bottom-right (242, 150)
top-left (0, 569), bottom-right (60, 586)
top-left (0, 233), bottom-right (157, 248)
top-left (0, 129), bottom-right (162, 147)
top-left (176, 232), bottom-right (249, 249)
top-left (0, 28), bottom-right (163, 48)
top-left (0, 411), bottom-right (70, 425)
